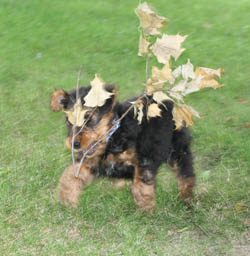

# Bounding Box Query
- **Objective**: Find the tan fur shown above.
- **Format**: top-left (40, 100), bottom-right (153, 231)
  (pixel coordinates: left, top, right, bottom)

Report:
top-left (132, 167), bottom-right (156, 212)
top-left (77, 112), bottom-right (114, 158)
top-left (106, 148), bottom-right (138, 166)
top-left (50, 89), bottom-right (66, 112)
top-left (170, 161), bottom-right (195, 202)
top-left (59, 113), bottom-right (116, 207)
top-left (59, 163), bottom-right (95, 207)
top-left (178, 176), bottom-right (196, 203)
top-left (65, 137), bottom-right (72, 150)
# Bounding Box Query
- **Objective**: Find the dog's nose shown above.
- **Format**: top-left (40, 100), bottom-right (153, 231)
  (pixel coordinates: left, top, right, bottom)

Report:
top-left (73, 141), bottom-right (81, 149)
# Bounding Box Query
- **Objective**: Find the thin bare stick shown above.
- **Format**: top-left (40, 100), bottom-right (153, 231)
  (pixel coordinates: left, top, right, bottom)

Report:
top-left (146, 55), bottom-right (151, 82)
top-left (71, 69), bottom-right (82, 166)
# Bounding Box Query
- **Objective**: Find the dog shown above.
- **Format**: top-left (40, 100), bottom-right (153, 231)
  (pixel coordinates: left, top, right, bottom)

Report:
top-left (51, 84), bottom-right (195, 211)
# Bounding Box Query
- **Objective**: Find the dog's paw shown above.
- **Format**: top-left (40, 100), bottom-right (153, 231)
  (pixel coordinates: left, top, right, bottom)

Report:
top-left (132, 182), bottom-right (156, 212)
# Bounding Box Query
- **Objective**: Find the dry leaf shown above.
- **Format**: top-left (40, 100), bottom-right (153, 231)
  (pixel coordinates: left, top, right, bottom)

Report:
top-left (168, 90), bottom-right (184, 102)
top-left (147, 103), bottom-right (162, 119)
top-left (138, 34), bottom-right (150, 56)
top-left (196, 67), bottom-right (223, 79)
top-left (173, 105), bottom-right (200, 130)
top-left (153, 91), bottom-right (172, 105)
top-left (182, 59), bottom-right (195, 80)
top-left (170, 78), bottom-right (201, 96)
top-left (84, 74), bottom-right (113, 107)
top-left (146, 63), bottom-right (175, 95)
top-left (171, 63), bottom-right (223, 96)
top-left (195, 67), bottom-right (223, 89)
top-left (152, 62), bottom-right (175, 85)
top-left (151, 34), bottom-right (187, 64)
top-left (135, 2), bottom-right (167, 35)
top-left (146, 78), bottom-right (164, 95)
top-left (64, 99), bottom-right (88, 127)
top-left (132, 100), bottom-right (144, 124)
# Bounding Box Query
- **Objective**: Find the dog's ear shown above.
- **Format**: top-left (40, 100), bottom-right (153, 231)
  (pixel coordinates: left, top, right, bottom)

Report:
top-left (104, 84), bottom-right (118, 108)
top-left (50, 89), bottom-right (69, 112)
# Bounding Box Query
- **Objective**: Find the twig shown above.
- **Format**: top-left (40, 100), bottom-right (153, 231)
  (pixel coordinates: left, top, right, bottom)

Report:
top-left (71, 69), bottom-right (82, 165)
top-left (146, 54), bottom-right (151, 82)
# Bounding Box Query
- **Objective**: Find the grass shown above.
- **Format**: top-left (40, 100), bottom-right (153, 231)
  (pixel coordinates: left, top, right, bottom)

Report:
top-left (0, 0), bottom-right (249, 255)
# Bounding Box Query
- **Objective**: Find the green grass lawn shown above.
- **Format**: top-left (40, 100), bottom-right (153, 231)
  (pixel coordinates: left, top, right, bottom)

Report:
top-left (0, 0), bottom-right (249, 255)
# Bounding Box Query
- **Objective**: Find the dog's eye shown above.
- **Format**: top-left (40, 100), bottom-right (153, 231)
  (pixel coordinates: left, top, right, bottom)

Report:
top-left (85, 112), bottom-right (99, 127)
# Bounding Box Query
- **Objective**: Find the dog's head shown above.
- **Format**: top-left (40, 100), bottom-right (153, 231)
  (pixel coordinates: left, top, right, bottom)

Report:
top-left (51, 85), bottom-right (118, 158)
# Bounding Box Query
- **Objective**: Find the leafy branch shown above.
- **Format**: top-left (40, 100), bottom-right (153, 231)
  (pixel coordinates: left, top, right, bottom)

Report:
top-left (135, 2), bottom-right (223, 129)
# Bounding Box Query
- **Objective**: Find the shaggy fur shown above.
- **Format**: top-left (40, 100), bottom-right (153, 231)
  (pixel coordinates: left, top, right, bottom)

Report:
top-left (51, 85), bottom-right (196, 211)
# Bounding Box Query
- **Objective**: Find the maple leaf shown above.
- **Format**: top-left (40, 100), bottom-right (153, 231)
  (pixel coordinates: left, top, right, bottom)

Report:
top-left (147, 103), bottom-right (162, 119)
top-left (171, 62), bottom-right (223, 97)
top-left (84, 74), bottom-right (113, 108)
top-left (146, 62), bottom-right (175, 95)
top-left (172, 59), bottom-right (196, 80)
top-left (146, 78), bottom-right (163, 96)
top-left (195, 67), bottom-right (223, 89)
top-left (195, 67), bottom-right (223, 79)
top-left (152, 62), bottom-right (175, 84)
top-left (132, 100), bottom-right (144, 124)
top-left (138, 34), bottom-right (150, 56)
top-left (151, 34), bottom-right (187, 64)
top-left (172, 105), bottom-right (200, 130)
top-left (64, 99), bottom-right (88, 127)
top-left (153, 91), bottom-right (172, 104)
top-left (168, 90), bottom-right (184, 102)
top-left (135, 2), bottom-right (167, 35)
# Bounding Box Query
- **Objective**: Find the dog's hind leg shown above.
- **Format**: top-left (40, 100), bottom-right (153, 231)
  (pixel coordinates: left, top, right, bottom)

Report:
top-left (59, 163), bottom-right (95, 207)
top-left (169, 128), bottom-right (196, 204)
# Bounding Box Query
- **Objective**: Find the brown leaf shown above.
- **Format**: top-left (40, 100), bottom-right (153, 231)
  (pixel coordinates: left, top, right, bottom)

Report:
top-left (135, 2), bottom-right (167, 36)
top-left (147, 103), bottom-right (162, 119)
top-left (195, 67), bottom-right (223, 89)
top-left (171, 78), bottom-right (201, 96)
top-left (146, 63), bottom-right (174, 95)
top-left (168, 90), bottom-right (184, 102)
top-left (151, 34), bottom-right (187, 64)
top-left (172, 59), bottom-right (196, 80)
top-left (84, 74), bottom-right (113, 107)
top-left (195, 67), bottom-right (223, 79)
top-left (152, 62), bottom-right (175, 85)
top-left (64, 99), bottom-right (88, 127)
top-left (153, 91), bottom-right (172, 105)
top-left (146, 78), bottom-right (163, 96)
top-left (138, 34), bottom-right (150, 56)
top-left (171, 64), bottom-right (223, 96)
top-left (132, 100), bottom-right (144, 124)
top-left (173, 105), bottom-right (200, 130)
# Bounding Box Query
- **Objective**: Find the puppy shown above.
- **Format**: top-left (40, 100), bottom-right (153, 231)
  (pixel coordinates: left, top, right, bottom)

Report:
top-left (51, 85), bottom-right (195, 211)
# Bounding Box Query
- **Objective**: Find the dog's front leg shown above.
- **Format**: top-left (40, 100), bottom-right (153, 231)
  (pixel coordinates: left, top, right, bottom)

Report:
top-left (59, 163), bottom-right (95, 207)
top-left (132, 166), bottom-right (156, 212)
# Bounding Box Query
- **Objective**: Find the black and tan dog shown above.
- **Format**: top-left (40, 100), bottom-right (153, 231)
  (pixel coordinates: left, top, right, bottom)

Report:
top-left (51, 85), bottom-right (195, 211)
